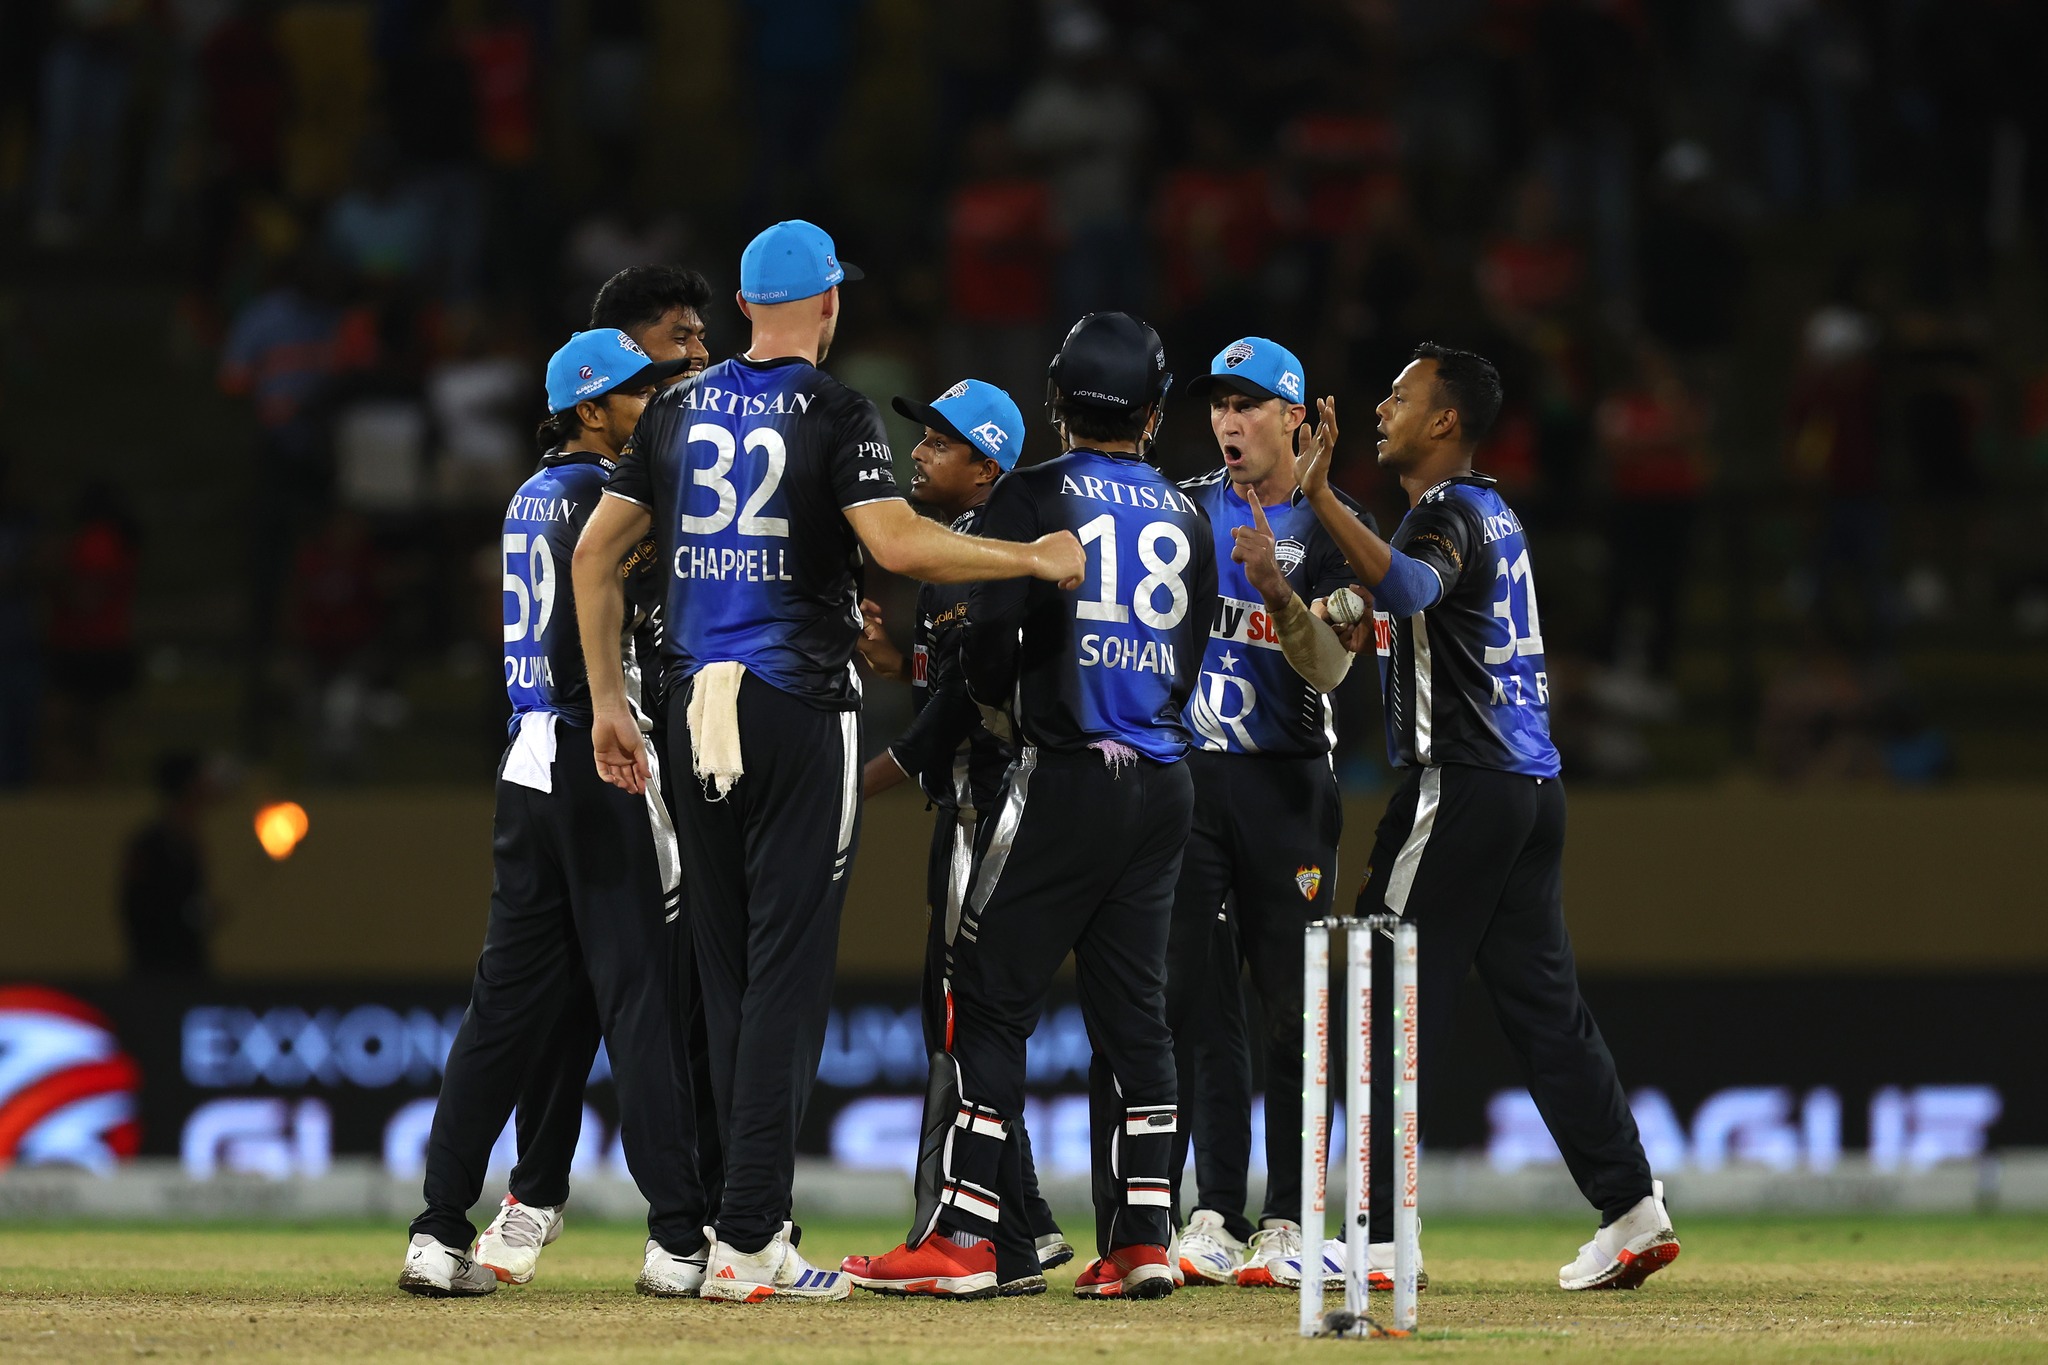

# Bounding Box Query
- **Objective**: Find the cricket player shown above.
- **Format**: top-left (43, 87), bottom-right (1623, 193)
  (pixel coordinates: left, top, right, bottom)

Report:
top-left (1165, 337), bottom-right (1377, 1290)
top-left (473, 266), bottom-right (720, 1287)
top-left (842, 312), bottom-right (1218, 1302)
top-left (852, 378), bottom-right (1073, 1276)
top-left (1299, 342), bottom-right (1681, 1291)
top-left (573, 220), bottom-right (1085, 1303)
top-left (400, 328), bottom-right (708, 1298)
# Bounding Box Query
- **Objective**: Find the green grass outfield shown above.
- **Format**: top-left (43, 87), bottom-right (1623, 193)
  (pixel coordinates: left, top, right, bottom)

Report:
top-left (1, 1215), bottom-right (2044, 1363)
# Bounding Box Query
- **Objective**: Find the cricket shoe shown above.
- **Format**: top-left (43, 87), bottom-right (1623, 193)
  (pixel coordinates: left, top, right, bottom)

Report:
top-left (473, 1196), bottom-right (563, 1285)
top-left (637, 1238), bottom-right (708, 1297)
top-left (1176, 1210), bottom-right (1247, 1286)
top-left (1001, 1274), bottom-right (1047, 1297)
top-left (841, 1236), bottom-right (999, 1300)
top-left (1364, 1237), bottom-right (1430, 1292)
top-left (1559, 1180), bottom-right (1680, 1291)
top-left (398, 1234), bottom-right (498, 1297)
top-left (701, 1222), bottom-right (849, 1302)
top-left (1035, 1232), bottom-right (1075, 1270)
top-left (1073, 1245), bottom-right (1175, 1300)
top-left (1235, 1221), bottom-right (1303, 1287)
top-left (1273, 1237), bottom-right (1348, 1290)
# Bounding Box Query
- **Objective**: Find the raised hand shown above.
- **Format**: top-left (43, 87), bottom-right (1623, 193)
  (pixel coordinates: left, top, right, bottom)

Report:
top-left (1294, 396), bottom-right (1339, 500)
top-left (1230, 483), bottom-right (1291, 607)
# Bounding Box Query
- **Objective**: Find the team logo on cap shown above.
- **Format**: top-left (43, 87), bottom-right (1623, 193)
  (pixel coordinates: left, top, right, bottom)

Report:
top-left (938, 381), bottom-right (970, 401)
top-left (578, 365), bottom-right (594, 380)
top-left (970, 421), bottom-right (1009, 453)
top-left (1295, 865), bottom-right (1323, 901)
top-left (618, 334), bottom-right (648, 357)
top-left (1222, 340), bottom-right (1256, 369)
top-left (1277, 370), bottom-right (1303, 399)
top-left (0, 985), bottom-right (142, 1171)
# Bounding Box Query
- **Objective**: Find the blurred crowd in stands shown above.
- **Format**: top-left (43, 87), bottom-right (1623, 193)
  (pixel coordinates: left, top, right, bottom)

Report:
top-left (1, 0), bottom-right (2042, 790)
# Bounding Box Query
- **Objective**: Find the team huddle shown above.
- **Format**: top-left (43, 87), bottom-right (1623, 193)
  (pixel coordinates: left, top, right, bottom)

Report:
top-left (396, 219), bottom-right (1682, 1306)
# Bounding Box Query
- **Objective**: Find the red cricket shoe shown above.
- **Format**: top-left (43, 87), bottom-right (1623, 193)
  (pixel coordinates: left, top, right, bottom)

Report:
top-left (1073, 1245), bottom-right (1175, 1300)
top-left (841, 1237), bottom-right (999, 1300)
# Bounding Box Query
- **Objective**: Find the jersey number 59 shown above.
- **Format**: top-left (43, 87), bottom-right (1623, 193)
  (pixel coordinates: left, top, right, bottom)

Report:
top-left (503, 533), bottom-right (557, 643)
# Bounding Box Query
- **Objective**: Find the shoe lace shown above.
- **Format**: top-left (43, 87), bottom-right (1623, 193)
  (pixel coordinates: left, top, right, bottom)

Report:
top-left (1248, 1226), bottom-right (1302, 1260)
top-left (497, 1203), bottom-right (549, 1252)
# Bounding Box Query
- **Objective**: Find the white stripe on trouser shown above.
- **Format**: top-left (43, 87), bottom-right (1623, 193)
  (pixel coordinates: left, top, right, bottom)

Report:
top-left (1383, 765), bottom-right (1443, 916)
top-left (963, 747), bottom-right (1038, 925)
top-left (1124, 1105), bottom-right (1177, 1136)
top-left (832, 710), bottom-right (858, 882)
top-left (640, 739), bottom-right (683, 922)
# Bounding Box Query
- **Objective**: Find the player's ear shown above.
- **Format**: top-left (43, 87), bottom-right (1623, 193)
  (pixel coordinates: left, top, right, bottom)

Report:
top-left (819, 286), bottom-right (838, 320)
top-left (576, 397), bottom-right (606, 433)
top-left (734, 292), bottom-right (752, 322)
top-left (977, 458), bottom-right (1001, 487)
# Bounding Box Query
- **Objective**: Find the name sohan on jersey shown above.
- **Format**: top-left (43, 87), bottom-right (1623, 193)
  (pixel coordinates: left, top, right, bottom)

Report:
top-left (1065, 466), bottom-right (1199, 678)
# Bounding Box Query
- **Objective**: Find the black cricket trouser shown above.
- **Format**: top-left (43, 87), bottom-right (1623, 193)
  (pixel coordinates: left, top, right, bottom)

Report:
top-left (939, 749), bottom-right (1194, 1259)
top-left (509, 898), bottom-right (725, 1222)
top-left (412, 722), bottom-right (706, 1253)
top-left (919, 803), bottom-right (1060, 1243)
top-left (1356, 763), bottom-right (1652, 1242)
top-left (1166, 751), bottom-right (1342, 1241)
top-left (671, 673), bottom-right (859, 1254)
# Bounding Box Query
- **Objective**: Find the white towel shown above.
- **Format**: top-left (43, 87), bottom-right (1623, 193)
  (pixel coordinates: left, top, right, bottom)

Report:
top-left (502, 711), bottom-right (557, 793)
top-left (688, 661), bottom-right (747, 797)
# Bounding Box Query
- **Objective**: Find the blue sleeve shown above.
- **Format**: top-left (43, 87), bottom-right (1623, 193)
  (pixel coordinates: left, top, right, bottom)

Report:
top-left (1373, 548), bottom-right (1444, 618)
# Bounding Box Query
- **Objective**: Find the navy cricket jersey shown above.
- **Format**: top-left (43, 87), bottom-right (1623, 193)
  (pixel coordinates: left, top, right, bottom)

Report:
top-left (1374, 474), bottom-right (1562, 778)
top-left (965, 449), bottom-right (1218, 764)
top-left (889, 505), bottom-right (1013, 815)
top-left (1178, 469), bottom-right (1373, 758)
top-left (606, 355), bottom-right (900, 709)
top-left (502, 449), bottom-right (662, 728)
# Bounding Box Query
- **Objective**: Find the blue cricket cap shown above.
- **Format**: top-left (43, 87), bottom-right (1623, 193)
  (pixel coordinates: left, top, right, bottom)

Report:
top-left (892, 379), bottom-right (1026, 470)
top-left (739, 219), bottom-right (865, 304)
top-left (1187, 336), bottom-right (1307, 406)
top-left (544, 329), bottom-right (685, 413)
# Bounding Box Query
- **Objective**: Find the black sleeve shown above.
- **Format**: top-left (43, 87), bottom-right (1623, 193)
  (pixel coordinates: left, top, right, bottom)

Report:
top-left (1391, 497), bottom-right (1479, 593)
top-left (605, 400), bottom-right (666, 508)
top-left (889, 683), bottom-right (980, 791)
top-left (965, 474), bottom-right (1039, 707)
top-left (828, 390), bottom-right (903, 509)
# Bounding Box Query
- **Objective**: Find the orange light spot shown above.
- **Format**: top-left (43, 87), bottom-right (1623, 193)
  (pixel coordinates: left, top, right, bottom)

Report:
top-left (254, 802), bottom-right (310, 861)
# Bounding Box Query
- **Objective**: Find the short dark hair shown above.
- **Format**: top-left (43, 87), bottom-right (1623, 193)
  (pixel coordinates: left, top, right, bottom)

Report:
top-left (1411, 342), bottom-right (1503, 444)
top-left (590, 266), bottom-right (713, 334)
top-left (1053, 397), bottom-right (1150, 446)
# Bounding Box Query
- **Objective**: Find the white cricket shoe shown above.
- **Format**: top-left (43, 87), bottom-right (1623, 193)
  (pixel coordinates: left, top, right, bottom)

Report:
top-left (1175, 1210), bottom-right (1246, 1286)
top-left (700, 1222), bottom-right (849, 1302)
top-left (1236, 1220), bottom-right (1303, 1287)
top-left (1273, 1236), bottom-right (1348, 1290)
top-left (1035, 1232), bottom-right (1075, 1270)
top-left (1365, 1236), bottom-right (1430, 1291)
top-left (1559, 1180), bottom-right (1680, 1291)
top-left (473, 1196), bottom-right (564, 1285)
top-left (638, 1237), bottom-right (709, 1297)
top-left (398, 1234), bottom-right (498, 1297)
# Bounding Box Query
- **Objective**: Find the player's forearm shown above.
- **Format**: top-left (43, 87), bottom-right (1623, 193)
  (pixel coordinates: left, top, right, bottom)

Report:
top-left (571, 502), bottom-right (649, 712)
top-left (861, 751), bottom-right (908, 800)
top-left (876, 514), bottom-right (1045, 584)
top-left (1305, 487), bottom-right (1395, 587)
top-left (573, 556), bottom-right (631, 712)
top-left (1273, 593), bottom-right (1353, 692)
